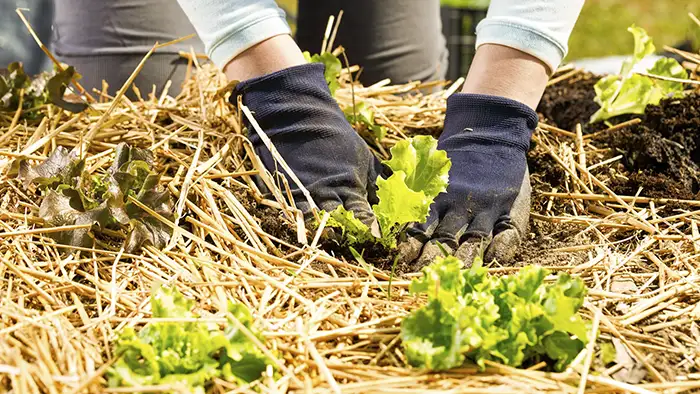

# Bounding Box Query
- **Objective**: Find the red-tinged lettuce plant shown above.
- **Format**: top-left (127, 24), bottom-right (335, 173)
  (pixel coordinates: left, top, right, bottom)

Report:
top-left (18, 143), bottom-right (173, 253)
top-left (1, 62), bottom-right (87, 116)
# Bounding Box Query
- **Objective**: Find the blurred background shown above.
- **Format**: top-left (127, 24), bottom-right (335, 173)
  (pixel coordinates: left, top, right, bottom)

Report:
top-left (2, 0), bottom-right (699, 81)
top-left (278, 0), bottom-right (700, 81)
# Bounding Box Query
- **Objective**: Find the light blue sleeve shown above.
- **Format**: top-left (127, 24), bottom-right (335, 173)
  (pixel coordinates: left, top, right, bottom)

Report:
top-left (176, 0), bottom-right (291, 69)
top-left (476, 0), bottom-right (585, 72)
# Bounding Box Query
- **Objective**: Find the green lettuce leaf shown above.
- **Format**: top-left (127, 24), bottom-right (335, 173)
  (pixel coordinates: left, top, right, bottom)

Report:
top-left (402, 299), bottom-right (464, 371)
top-left (326, 205), bottom-right (375, 245)
top-left (108, 287), bottom-right (270, 392)
top-left (620, 25), bottom-right (655, 76)
top-left (590, 25), bottom-right (688, 123)
top-left (383, 136), bottom-right (451, 200)
top-left (647, 57), bottom-right (687, 92)
top-left (374, 171), bottom-right (432, 241)
top-left (324, 135), bottom-right (451, 249)
top-left (303, 51), bottom-right (342, 95)
top-left (402, 256), bottom-right (589, 371)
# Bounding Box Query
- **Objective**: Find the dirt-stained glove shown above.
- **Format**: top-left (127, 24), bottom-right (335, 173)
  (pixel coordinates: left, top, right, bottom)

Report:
top-left (399, 93), bottom-right (538, 270)
top-left (231, 63), bottom-right (381, 223)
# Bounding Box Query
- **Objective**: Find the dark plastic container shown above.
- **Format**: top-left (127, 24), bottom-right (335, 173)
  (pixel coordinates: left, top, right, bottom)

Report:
top-left (440, 6), bottom-right (487, 82)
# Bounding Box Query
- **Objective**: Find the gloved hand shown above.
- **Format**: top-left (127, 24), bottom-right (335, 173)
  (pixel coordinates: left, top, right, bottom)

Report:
top-left (231, 63), bottom-right (381, 223)
top-left (399, 93), bottom-right (538, 269)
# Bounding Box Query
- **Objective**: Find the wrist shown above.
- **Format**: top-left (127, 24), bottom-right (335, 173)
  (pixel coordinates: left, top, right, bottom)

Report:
top-left (461, 44), bottom-right (549, 110)
top-left (223, 35), bottom-right (306, 81)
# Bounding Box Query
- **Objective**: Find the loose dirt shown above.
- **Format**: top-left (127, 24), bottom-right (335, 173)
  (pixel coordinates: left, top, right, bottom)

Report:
top-left (537, 75), bottom-right (700, 201)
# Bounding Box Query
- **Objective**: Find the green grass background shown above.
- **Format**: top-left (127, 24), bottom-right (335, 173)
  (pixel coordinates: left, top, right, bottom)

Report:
top-left (276, 0), bottom-right (700, 60)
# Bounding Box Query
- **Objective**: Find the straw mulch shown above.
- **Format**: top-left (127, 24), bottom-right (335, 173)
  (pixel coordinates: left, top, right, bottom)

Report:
top-left (2, 42), bottom-right (700, 394)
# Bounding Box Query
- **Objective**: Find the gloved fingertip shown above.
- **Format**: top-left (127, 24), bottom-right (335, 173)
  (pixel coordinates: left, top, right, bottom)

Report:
top-left (412, 241), bottom-right (453, 272)
top-left (454, 240), bottom-right (484, 268)
top-left (484, 228), bottom-right (522, 264)
top-left (397, 236), bottom-right (424, 267)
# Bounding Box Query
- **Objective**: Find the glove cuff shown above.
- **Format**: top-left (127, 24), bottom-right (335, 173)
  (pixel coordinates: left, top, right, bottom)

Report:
top-left (228, 63), bottom-right (347, 144)
top-left (442, 93), bottom-right (538, 152)
top-left (230, 62), bottom-right (330, 105)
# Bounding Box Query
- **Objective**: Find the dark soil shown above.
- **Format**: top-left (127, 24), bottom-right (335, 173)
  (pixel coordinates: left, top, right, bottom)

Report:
top-left (231, 188), bottom-right (398, 268)
top-left (603, 95), bottom-right (700, 200)
top-left (536, 74), bottom-right (700, 202)
top-left (537, 73), bottom-right (601, 131)
top-left (320, 239), bottom-right (397, 271)
top-left (232, 189), bottom-right (300, 248)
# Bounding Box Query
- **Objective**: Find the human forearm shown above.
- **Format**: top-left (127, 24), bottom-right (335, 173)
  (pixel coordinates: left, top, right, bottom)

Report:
top-left (462, 44), bottom-right (549, 110)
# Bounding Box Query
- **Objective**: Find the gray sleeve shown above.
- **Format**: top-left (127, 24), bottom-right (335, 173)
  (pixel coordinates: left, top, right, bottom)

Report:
top-left (476, 0), bottom-right (585, 71)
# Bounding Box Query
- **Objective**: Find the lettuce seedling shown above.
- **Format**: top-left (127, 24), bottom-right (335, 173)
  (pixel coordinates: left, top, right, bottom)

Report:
top-left (18, 143), bottom-right (174, 253)
top-left (303, 51), bottom-right (342, 95)
top-left (0, 62), bottom-right (87, 115)
top-left (401, 255), bottom-right (589, 371)
top-left (325, 135), bottom-right (451, 248)
top-left (108, 286), bottom-right (270, 393)
top-left (590, 25), bottom-right (688, 123)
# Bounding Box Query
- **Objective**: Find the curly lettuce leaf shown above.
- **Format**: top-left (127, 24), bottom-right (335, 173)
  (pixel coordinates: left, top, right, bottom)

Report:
top-left (19, 143), bottom-right (174, 253)
top-left (303, 51), bottom-right (342, 95)
top-left (324, 135), bottom-right (451, 249)
top-left (402, 299), bottom-right (464, 371)
top-left (325, 205), bottom-right (374, 245)
top-left (647, 57), bottom-right (687, 92)
top-left (402, 256), bottom-right (589, 371)
top-left (620, 25), bottom-right (655, 76)
top-left (383, 136), bottom-right (451, 199)
top-left (591, 25), bottom-right (688, 123)
top-left (108, 287), bottom-right (269, 392)
top-left (374, 171), bottom-right (432, 241)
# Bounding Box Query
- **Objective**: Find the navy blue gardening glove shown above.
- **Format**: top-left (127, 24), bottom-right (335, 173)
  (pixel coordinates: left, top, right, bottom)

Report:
top-left (231, 63), bottom-right (381, 224)
top-left (399, 93), bottom-right (538, 269)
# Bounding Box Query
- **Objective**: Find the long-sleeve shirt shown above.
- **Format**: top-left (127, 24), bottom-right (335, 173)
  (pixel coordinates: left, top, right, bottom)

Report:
top-left (177, 0), bottom-right (584, 72)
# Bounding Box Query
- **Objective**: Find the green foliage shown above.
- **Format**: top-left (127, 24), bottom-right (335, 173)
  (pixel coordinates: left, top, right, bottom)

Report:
top-left (600, 341), bottom-right (617, 365)
top-left (440, 0), bottom-right (490, 9)
top-left (324, 135), bottom-right (451, 248)
top-left (326, 206), bottom-right (375, 245)
top-left (344, 102), bottom-right (387, 141)
top-left (619, 25), bottom-right (656, 77)
top-left (401, 255), bottom-right (589, 371)
top-left (303, 51), bottom-right (342, 95)
top-left (108, 286), bottom-right (269, 393)
top-left (591, 25), bottom-right (688, 123)
top-left (0, 62), bottom-right (87, 115)
top-left (18, 143), bottom-right (174, 253)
